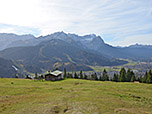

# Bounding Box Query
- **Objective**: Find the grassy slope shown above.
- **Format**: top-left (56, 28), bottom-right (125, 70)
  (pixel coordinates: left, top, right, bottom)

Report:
top-left (89, 59), bottom-right (139, 72)
top-left (0, 78), bottom-right (152, 114)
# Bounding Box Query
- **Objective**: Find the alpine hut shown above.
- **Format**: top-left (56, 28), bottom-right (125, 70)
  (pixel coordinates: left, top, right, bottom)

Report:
top-left (45, 70), bottom-right (63, 81)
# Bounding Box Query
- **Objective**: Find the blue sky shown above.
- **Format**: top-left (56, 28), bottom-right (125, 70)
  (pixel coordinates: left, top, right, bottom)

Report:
top-left (0, 0), bottom-right (152, 46)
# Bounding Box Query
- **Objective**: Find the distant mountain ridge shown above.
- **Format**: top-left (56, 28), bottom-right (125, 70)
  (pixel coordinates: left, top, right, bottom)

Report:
top-left (0, 39), bottom-right (126, 73)
top-left (0, 33), bottom-right (35, 50)
top-left (128, 43), bottom-right (152, 49)
top-left (1, 32), bottom-right (152, 51)
top-left (1, 32), bottom-right (152, 61)
top-left (0, 32), bottom-right (152, 74)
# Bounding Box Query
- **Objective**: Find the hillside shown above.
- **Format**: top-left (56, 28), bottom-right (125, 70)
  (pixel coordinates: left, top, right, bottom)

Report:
top-left (0, 78), bottom-right (152, 114)
top-left (0, 39), bottom-right (127, 73)
top-left (0, 58), bottom-right (17, 78)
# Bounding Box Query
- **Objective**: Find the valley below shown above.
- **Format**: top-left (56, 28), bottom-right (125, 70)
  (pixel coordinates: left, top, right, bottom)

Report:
top-left (89, 60), bottom-right (152, 78)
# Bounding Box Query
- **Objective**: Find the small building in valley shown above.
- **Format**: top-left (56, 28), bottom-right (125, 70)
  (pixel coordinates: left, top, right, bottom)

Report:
top-left (45, 70), bottom-right (63, 81)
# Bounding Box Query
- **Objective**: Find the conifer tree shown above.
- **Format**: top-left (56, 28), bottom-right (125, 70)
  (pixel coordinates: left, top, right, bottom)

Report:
top-left (70, 73), bottom-right (73, 78)
top-left (106, 74), bottom-right (109, 81)
top-left (64, 68), bottom-right (67, 78)
top-left (84, 73), bottom-right (88, 79)
top-left (117, 74), bottom-right (120, 82)
top-left (94, 72), bottom-right (98, 80)
top-left (119, 68), bottom-right (126, 82)
top-left (99, 75), bottom-right (103, 81)
top-left (112, 73), bottom-right (118, 82)
top-left (131, 74), bottom-right (136, 82)
top-left (102, 69), bottom-right (109, 81)
top-left (142, 71), bottom-right (148, 83)
top-left (146, 70), bottom-right (152, 84)
top-left (130, 71), bottom-right (135, 78)
top-left (125, 69), bottom-right (131, 82)
top-left (74, 72), bottom-right (78, 79)
top-left (91, 73), bottom-right (95, 80)
top-left (80, 70), bottom-right (83, 79)
top-left (35, 72), bottom-right (38, 79)
top-left (137, 75), bottom-right (142, 82)
top-left (67, 73), bottom-right (70, 78)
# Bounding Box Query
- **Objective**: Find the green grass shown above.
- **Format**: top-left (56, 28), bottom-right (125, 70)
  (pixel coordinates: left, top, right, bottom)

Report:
top-left (0, 78), bottom-right (152, 114)
top-left (88, 65), bottom-right (111, 72)
top-left (88, 59), bottom-right (139, 72)
top-left (119, 59), bottom-right (139, 66)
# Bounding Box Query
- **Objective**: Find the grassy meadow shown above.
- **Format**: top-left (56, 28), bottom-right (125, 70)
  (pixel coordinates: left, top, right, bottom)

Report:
top-left (0, 78), bottom-right (152, 114)
top-left (88, 59), bottom-right (139, 72)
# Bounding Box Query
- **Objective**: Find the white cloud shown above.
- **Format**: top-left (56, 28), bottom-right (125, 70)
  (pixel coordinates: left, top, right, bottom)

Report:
top-left (111, 33), bottom-right (152, 46)
top-left (0, 0), bottom-right (152, 46)
top-left (0, 28), bottom-right (16, 33)
top-left (0, 24), bottom-right (40, 35)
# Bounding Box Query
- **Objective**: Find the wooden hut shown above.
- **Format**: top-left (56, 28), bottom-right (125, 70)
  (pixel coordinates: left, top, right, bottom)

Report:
top-left (45, 70), bottom-right (62, 81)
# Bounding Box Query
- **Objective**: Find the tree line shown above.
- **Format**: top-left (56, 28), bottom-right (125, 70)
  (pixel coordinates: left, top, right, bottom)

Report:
top-left (141, 69), bottom-right (152, 84)
top-left (64, 68), bottom-right (152, 84)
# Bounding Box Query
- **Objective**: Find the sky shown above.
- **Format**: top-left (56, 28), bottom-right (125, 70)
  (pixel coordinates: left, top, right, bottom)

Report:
top-left (0, 0), bottom-right (152, 46)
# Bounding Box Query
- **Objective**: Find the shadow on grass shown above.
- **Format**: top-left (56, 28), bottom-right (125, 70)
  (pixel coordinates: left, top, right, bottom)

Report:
top-left (32, 78), bottom-right (66, 82)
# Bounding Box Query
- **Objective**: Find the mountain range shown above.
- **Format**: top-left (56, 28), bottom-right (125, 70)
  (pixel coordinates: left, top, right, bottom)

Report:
top-left (0, 32), bottom-right (152, 77)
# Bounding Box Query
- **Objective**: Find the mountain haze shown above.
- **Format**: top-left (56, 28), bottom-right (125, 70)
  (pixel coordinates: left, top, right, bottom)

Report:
top-left (0, 32), bottom-right (152, 74)
top-left (0, 33), bottom-right (35, 50)
top-left (0, 39), bottom-right (126, 73)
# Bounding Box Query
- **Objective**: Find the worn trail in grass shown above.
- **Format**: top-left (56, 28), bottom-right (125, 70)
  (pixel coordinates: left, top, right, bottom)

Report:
top-left (0, 78), bottom-right (152, 114)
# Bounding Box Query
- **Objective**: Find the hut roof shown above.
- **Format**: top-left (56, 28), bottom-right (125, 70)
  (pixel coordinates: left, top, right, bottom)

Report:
top-left (50, 70), bottom-right (62, 76)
